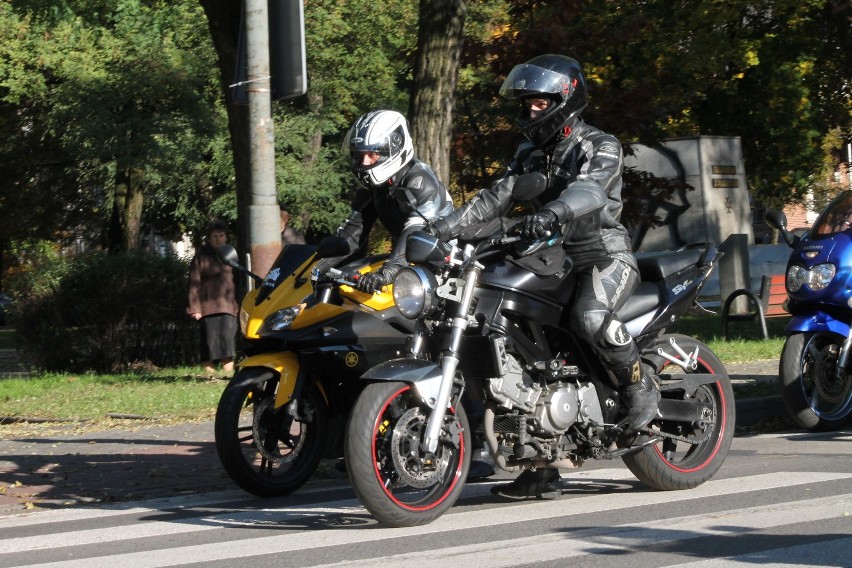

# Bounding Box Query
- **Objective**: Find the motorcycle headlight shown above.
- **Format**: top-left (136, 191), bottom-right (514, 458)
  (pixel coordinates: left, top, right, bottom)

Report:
top-left (786, 263), bottom-right (836, 293)
top-left (807, 263), bottom-right (836, 291)
top-left (259, 304), bottom-right (304, 333)
top-left (393, 267), bottom-right (438, 319)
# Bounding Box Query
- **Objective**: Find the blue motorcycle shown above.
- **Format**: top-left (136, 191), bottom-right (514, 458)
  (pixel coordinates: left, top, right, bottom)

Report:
top-left (765, 192), bottom-right (852, 431)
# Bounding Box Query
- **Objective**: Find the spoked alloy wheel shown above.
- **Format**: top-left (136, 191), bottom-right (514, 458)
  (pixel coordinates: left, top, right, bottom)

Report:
top-left (345, 381), bottom-right (470, 527)
top-left (214, 370), bottom-right (328, 497)
top-left (623, 334), bottom-right (735, 490)
top-left (780, 332), bottom-right (852, 431)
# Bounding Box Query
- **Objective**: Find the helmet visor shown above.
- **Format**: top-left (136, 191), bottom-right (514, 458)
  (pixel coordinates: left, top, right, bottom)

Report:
top-left (499, 64), bottom-right (575, 100)
top-left (349, 124), bottom-right (405, 169)
top-left (352, 150), bottom-right (384, 169)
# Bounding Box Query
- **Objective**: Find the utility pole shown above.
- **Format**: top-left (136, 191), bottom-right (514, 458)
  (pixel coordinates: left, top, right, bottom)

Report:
top-left (244, 0), bottom-right (281, 280)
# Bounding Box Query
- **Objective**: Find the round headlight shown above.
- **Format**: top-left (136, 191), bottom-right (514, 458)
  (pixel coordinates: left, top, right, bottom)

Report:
top-left (259, 304), bottom-right (304, 333)
top-left (806, 263), bottom-right (836, 291)
top-left (393, 267), bottom-right (437, 319)
top-left (786, 265), bottom-right (806, 292)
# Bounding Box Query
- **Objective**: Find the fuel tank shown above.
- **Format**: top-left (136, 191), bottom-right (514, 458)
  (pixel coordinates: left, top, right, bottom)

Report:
top-left (478, 257), bottom-right (574, 307)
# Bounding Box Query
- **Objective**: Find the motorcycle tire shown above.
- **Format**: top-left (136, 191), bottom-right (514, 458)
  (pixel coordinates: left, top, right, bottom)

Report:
top-left (623, 334), bottom-right (735, 490)
top-left (214, 370), bottom-right (329, 497)
top-left (344, 381), bottom-right (470, 527)
top-left (779, 332), bottom-right (852, 432)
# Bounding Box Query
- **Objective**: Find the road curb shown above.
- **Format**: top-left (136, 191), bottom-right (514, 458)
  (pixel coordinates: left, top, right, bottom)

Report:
top-left (735, 395), bottom-right (786, 427)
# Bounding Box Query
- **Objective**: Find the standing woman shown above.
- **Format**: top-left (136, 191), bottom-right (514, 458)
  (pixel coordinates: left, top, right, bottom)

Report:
top-left (187, 219), bottom-right (239, 376)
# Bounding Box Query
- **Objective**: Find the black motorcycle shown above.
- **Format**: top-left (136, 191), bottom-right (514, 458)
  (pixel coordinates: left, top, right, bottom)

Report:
top-left (344, 191), bottom-right (735, 526)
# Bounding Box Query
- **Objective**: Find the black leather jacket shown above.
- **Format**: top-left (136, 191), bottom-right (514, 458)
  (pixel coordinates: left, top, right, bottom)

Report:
top-left (325, 159), bottom-right (454, 275)
top-left (438, 120), bottom-right (633, 266)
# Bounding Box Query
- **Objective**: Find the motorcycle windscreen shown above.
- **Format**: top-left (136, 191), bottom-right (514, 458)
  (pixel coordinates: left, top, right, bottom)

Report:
top-left (254, 244), bottom-right (318, 305)
top-left (808, 190), bottom-right (852, 240)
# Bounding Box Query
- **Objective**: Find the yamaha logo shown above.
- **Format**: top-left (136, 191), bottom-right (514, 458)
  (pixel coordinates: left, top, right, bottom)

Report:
top-left (345, 352), bottom-right (359, 367)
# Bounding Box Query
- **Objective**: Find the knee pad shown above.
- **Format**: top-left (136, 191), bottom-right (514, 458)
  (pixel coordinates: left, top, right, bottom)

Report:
top-left (597, 315), bottom-right (639, 369)
top-left (602, 317), bottom-right (632, 348)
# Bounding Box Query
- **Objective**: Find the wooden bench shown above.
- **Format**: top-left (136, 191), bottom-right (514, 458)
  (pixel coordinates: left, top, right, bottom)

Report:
top-left (721, 274), bottom-right (788, 339)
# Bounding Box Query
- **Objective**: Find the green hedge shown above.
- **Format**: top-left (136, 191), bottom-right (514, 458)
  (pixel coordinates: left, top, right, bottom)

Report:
top-left (10, 251), bottom-right (199, 372)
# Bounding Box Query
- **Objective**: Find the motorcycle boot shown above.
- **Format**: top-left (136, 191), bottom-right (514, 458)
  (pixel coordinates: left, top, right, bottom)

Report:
top-left (491, 467), bottom-right (563, 500)
top-left (615, 360), bottom-right (661, 430)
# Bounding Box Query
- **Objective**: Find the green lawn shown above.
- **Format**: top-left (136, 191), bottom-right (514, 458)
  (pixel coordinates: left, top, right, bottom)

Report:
top-left (1, 368), bottom-right (223, 428)
top-left (668, 311), bottom-right (788, 363)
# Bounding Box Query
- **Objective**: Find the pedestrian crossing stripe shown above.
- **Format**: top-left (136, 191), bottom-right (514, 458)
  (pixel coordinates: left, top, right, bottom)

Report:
top-left (1, 470), bottom-right (850, 567)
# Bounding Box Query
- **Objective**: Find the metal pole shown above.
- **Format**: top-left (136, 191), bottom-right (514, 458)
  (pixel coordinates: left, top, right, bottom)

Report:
top-left (244, 0), bottom-right (282, 279)
top-left (847, 142), bottom-right (851, 191)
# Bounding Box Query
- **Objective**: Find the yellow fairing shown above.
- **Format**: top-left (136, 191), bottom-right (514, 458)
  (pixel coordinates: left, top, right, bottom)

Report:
top-left (243, 258), bottom-right (396, 337)
top-left (237, 351), bottom-right (300, 409)
top-left (242, 256), bottom-right (318, 339)
top-left (337, 261), bottom-right (396, 312)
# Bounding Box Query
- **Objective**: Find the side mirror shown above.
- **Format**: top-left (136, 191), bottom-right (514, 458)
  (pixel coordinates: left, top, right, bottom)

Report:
top-left (216, 244), bottom-right (263, 283)
top-left (405, 231), bottom-right (450, 266)
top-left (216, 244), bottom-right (240, 268)
top-left (763, 209), bottom-right (788, 231)
top-left (511, 172), bottom-right (548, 201)
top-left (764, 209), bottom-right (797, 247)
top-left (315, 236), bottom-right (350, 259)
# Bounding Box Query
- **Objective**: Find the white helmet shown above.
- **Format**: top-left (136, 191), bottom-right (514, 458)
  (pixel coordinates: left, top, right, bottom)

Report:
top-left (344, 110), bottom-right (414, 187)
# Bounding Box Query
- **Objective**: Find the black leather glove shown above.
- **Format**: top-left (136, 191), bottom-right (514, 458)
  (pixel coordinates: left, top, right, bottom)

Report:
top-left (521, 210), bottom-right (558, 240)
top-left (355, 271), bottom-right (391, 293)
top-left (427, 218), bottom-right (453, 240)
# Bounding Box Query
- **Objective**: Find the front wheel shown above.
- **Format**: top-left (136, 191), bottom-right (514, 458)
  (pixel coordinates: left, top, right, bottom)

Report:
top-left (623, 334), bottom-right (735, 490)
top-left (779, 332), bottom-right (852, 432)
top-left (345, 381), bottom-right (470, 527)
top-left (214, 370), bottom-right (329, 497)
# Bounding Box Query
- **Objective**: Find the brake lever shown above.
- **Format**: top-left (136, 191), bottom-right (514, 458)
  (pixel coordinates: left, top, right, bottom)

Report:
top-left (325, 268), bottom-right (359, 288)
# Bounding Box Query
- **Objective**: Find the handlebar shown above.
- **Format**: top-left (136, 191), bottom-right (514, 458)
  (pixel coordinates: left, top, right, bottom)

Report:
top-left (319, 267), bottom-right (360, 288)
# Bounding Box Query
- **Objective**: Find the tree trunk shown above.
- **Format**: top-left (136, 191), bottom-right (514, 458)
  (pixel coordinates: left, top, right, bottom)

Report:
top-left (305, 91), bottom-right (323, 164)
top-left (409, 0), bottom-right (467, 186)
top-left (108, 164), bottom-right (145, 253)
top-left (199, 0), bottom-right (252, 254)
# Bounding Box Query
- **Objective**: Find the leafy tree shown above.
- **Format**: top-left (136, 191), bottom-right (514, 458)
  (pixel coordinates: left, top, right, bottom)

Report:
top-left (0, 0), bottom-right (224, 253)
top-left (200, 0), bottom-right (417, 246)
top-left (454, 0), bottom-right (851, 212)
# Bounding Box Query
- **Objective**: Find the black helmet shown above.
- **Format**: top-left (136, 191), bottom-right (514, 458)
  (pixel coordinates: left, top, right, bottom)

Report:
top-left (499, 54), bottom-right (588, 147)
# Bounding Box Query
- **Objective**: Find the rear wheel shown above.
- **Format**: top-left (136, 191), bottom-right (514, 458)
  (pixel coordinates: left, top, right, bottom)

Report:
top-left (780, 332), bottom-right (852, 431)
top-left (214, 370), bottom-right (328, 497)
top-left (623, 334), bottom-right (734, 490)
top-left (345, 381), bottom-right (470, 527)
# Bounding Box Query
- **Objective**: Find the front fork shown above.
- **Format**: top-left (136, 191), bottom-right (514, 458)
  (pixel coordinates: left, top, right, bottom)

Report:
top-left (421, 262), bottom-right (482, 453)
top-left (835, 328), bottom-right (852, 381)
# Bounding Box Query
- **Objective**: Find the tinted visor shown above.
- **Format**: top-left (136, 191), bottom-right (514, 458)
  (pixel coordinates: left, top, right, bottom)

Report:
top-left (349, 124), bottom-right (405, 167)
top-left (499, 64), bottom-right (573, 100)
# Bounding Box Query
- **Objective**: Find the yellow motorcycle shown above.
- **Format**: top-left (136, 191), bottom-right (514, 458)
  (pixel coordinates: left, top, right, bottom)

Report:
top-left (213, 238), bottom-right (413, 496)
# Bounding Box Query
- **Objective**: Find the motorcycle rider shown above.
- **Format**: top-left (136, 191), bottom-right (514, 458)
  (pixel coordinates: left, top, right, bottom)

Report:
top-left (430, 54), bottom-right (660, 499)
top-left (314, 109), bottom-right (454, 292)
top-left (316, 109), bottom-right (494, 479)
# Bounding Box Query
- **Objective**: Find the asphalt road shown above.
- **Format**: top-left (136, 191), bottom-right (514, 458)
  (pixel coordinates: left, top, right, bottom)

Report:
top-left (0, 429), bottom-right (850, 568)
